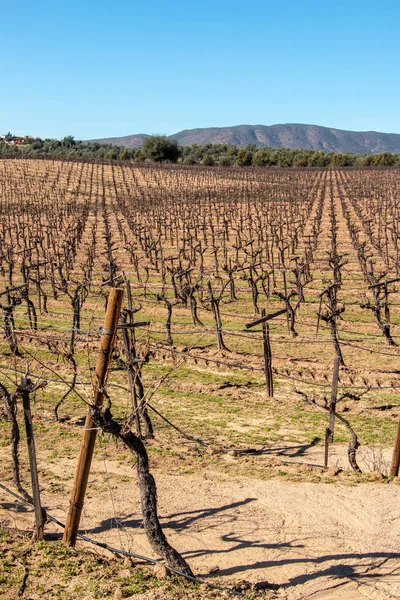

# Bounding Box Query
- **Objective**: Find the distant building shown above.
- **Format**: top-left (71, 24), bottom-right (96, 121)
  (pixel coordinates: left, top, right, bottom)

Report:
top-left (1, 135), bottom-right (37, 145)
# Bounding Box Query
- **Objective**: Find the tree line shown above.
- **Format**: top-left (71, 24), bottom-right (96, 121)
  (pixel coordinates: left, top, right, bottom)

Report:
top-left (1, 133), bottom-right (400, 167)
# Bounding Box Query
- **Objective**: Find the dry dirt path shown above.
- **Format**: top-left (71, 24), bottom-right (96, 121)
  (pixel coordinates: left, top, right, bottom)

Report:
top-left (74, 473), bottom-right (400, 600)
top-left (2, 462), bottom-right (399, 599)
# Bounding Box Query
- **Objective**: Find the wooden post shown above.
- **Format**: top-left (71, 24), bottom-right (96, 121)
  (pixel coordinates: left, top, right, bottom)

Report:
top-left (126, 280), bottom-right (135, 343)
top-left (246, 307), bottom-right (287, 399)
top-left (324, 353), bottom-right (340, 468)
top-left (21, 377), bottom-right (45, 540)
top-left (63, 287), bottom-right (123, 546)
top-left (316, 295), bottom-right (323, 337)
top-left (282, 271), bottom-right (290, 335)
top-left (261, 308), bottom-right (273, 397)
top-left (390, 416), bottom-right (400, 477)
top-left (121, 311), bottom-right (142, 438)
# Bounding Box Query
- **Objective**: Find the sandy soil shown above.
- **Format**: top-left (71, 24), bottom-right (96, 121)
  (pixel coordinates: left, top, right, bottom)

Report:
top-left (2, 458), bottom-right (399, 599)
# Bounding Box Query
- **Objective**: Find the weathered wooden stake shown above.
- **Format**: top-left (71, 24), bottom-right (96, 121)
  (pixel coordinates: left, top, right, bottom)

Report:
top-left (390, 416), bottom-right (400, 477)
top-left (316, 295), bottom-right (323, 337)
top-left (121, 317), bottom-right (142, 438)
top-left (246, 307), bottom-right (287, 399)
top-left (63, 287), bottom-right (123, 546)
top-left (282, 271), bottom-right (290, 335)
top-left (261, 309), bottom-right (273, 397)
top-left (324, 353), bottom-right (340, 468)
top-left (21, 377), bottom-right (45, 540)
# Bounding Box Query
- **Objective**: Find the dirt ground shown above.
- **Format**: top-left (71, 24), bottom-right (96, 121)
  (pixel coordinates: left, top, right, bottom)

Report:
top-left (1, 446), bottom-right (399, 600)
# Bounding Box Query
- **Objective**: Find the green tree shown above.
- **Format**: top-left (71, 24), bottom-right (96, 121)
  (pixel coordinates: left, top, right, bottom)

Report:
top-left (61, 135), bottom-right (76, 148)
top-left (361, 154), bottom-right (374, 166)
top-left (308, 151), bottom-right (331, 167)
top-left (236, 148), bottom-right (253, 166)
top-left (373, 152), bottom-right (396, 166)
top-left (201, 154), bottom-right (215, 166)
top-left (331, 152), bottom-right (355, 167)
top-left (142, 135), bottom-right (181, 162)
top-left (218, 154), bottom-right (233, 166)
top-left (277, 150), bottom-right (293, 167)
top-left (119, 148), bottom-right (134, 160)
top-left (292, 150), bottom-right (308, 167)
top-left (252, 149), bottom-right (269, 166)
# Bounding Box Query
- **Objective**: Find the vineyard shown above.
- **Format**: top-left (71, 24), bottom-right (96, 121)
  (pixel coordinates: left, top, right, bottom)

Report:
top-left (1, 158), bottom-right (400, 599)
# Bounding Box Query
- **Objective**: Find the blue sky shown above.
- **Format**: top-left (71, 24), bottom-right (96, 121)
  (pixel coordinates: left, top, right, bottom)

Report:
top-left (2, 1), bottom-right (400, 139)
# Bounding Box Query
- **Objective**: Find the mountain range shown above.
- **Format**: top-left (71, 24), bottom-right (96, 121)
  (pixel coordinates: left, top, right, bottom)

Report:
top-left (88, 123), bottom-right (400, 154)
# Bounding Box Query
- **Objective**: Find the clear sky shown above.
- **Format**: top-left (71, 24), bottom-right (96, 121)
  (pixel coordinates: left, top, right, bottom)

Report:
top-left (2, 0), bottom-right (400, 139)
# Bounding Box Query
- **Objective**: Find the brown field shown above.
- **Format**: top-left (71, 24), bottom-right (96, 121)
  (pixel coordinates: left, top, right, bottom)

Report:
top-left (0, 159), bottom-right (399, 599)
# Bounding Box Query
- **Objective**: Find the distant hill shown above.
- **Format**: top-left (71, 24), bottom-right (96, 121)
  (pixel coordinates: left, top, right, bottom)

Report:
top-left (89, 133), bottom-right (148, 148)
top-left (89, 124), bottom-right (400, 154)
